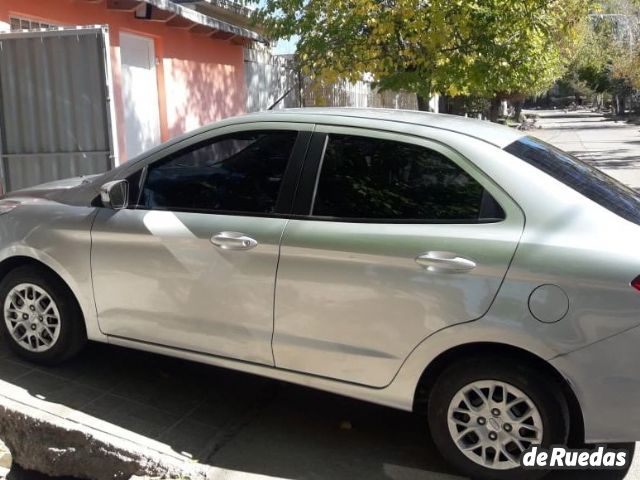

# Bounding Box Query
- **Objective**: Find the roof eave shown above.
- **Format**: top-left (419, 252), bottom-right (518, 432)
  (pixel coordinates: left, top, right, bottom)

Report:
top-left (101, 0), bottom-right (266, 43)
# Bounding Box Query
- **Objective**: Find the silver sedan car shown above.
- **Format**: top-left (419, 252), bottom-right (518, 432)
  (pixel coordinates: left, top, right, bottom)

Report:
top-left (0, 108), bottom-right (639, 479)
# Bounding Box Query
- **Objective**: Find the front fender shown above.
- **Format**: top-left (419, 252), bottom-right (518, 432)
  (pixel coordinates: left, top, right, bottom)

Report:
top-left (0, 204), bottom-right (103, 341)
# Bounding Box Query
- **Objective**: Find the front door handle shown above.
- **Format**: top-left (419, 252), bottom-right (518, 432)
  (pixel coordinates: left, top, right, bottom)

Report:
top-left (416, 251), bottom-right (476, 273)
top-left (211, 232), bottom-right (258, 251)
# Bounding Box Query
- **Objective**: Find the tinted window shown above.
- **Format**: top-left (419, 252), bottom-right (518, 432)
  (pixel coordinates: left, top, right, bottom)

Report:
top-left (504, 136), bottom-right (640, 225)
top-left (312, 134), bottom-right (504, 221)
top-left (140, 131), bottom-right (297, 214)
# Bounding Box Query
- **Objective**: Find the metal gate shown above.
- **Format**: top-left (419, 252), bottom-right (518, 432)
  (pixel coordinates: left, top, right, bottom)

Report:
top-left (0, 27), bottom-right (116, 192)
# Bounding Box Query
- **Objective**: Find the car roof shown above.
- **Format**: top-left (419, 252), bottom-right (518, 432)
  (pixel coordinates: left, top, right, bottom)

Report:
top-left (243, 107), bottom-right (526, 148)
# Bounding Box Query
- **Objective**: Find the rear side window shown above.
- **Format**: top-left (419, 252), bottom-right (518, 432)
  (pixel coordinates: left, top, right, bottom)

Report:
top-left (504, 136), bottom-right (640, 225)
top-left (140, 131), bottom-right (297, 214)
top-left (312, 134), bottom-right (504, 222)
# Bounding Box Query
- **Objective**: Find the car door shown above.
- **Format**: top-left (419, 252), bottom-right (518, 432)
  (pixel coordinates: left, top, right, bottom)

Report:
top-left (91, 123), bottom-right (311, 365)
top-left (273, 126), bottom-right (525, 386)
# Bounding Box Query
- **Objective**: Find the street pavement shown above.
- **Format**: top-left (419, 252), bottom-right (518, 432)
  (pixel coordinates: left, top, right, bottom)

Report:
top-left (1, 110), bottom-right (640, 480)
top-left (530, 110), bottom-right (640, 189)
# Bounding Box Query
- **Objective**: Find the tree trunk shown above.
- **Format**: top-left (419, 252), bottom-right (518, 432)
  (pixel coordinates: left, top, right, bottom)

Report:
top-left (488, 97), bottom-right (502, 122)
top-left (417, 95), bottom-right (430, 111)
top-left (514, 100), bottom-right (524, 122)
top-left (594, 94), bottom-right (602, 111)
top-left (439, 95), bottom-right (448, 114)
top-left (613, 95), bottom-right (627, 115)
top-left (448, 97), bottom-right (466, 116)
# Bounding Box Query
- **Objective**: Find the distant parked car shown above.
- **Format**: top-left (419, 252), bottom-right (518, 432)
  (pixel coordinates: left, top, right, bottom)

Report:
top-left (1, 108), bottom-right (640, 479)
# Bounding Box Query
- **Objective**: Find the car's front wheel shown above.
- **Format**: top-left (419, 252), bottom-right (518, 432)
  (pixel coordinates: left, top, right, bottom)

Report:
top-left (0, 265), bottom-right (86, 364)
top-left (428, 357), bottom-right (570, 480)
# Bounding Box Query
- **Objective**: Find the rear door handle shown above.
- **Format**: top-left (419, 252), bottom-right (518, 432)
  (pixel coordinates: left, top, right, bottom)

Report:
top-left (211, 232), bottom-right (258, 251)
top-left (416, 251), bottom-right (476, 273)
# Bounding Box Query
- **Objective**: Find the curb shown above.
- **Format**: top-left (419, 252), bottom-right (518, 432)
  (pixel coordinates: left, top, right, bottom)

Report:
top-left (0, 378), bottom-right (281, 480)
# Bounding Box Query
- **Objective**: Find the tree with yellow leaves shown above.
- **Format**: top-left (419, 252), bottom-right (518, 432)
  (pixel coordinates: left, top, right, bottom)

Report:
top-left (571, 0), bottom-right (640, 114)
top-left (254, 0), bottom-right (590, 120)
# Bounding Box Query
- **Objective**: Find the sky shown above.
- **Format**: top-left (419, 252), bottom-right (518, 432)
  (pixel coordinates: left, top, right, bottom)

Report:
top-left (273, 36), bottom-right (298, 54)
top-left (256, 0), bottom-right (298, 54)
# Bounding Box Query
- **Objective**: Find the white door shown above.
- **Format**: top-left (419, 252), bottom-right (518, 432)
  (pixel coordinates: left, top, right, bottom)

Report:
top-left (120, 32), bottom-right (161, 159)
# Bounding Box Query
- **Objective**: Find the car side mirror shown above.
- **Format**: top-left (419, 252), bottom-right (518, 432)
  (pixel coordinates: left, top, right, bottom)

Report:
top-left (100, 180), bottom-right (129, 210)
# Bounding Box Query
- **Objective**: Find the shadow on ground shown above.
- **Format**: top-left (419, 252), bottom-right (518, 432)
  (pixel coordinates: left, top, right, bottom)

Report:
top-left (528, 112), bottom-right (603, 120)
top-left (566, 149), bottom-right (640, 170)
top-left (0, 341), bottom-right (634, 479)
top-left (543, 124), bottom-right (633, 131)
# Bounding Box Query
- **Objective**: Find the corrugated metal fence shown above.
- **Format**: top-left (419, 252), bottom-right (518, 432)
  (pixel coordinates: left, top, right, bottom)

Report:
top-left (0, 27), bottom-right (115, 192)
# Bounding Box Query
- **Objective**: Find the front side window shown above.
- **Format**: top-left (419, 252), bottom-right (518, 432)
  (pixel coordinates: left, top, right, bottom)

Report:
top-left (504, 136), bottom-right (640, 225)
top-left (140, 130), bottom-right (297, 214)
top-left (312, 134), bottom-right (504, 222)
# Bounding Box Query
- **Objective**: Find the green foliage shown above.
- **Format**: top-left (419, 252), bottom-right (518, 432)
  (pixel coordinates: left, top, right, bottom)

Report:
top-left (570, 0), bottom-right (640, 97)
top-left (253, 0), bottom-right (590, 103)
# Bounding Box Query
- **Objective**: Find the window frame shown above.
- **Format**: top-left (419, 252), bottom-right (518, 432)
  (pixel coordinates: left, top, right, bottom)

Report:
top-left (114, 123), bottom-right (313, 218)
top-left (292, 127), bottom-right (510, 225)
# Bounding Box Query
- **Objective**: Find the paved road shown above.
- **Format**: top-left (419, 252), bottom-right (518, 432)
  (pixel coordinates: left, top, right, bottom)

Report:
top-left (1, 110), bottom-right (640, 480)
top-left (530, 110), bottom-right (640, 188)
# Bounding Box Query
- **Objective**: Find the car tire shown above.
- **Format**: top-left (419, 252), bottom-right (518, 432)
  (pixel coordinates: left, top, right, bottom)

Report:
top-left (0, 265), bottom-right (86, 365)
top-left (428, 356), bottom-right (569, 480)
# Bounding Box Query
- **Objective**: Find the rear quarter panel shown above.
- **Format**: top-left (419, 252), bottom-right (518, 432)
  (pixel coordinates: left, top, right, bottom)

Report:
top-left (382, 128), bottom-right (640, 409)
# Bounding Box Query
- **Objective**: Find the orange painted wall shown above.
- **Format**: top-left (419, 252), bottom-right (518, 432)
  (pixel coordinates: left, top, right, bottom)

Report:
top-left (0, 0), bottom-right (247, 163)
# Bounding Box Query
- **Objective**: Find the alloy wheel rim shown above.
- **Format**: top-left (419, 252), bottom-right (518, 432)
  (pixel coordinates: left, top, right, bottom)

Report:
top-left (447, 380), bottom-right (544, 470)
top-left (4, 283), bottom-right (61, 353)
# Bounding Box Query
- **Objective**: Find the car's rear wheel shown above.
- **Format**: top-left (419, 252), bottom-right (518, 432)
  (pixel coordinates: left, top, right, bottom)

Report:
top-left (0, 265), bottom-right (86, 364)
top-left (428, 357), bottom-right (569, 480)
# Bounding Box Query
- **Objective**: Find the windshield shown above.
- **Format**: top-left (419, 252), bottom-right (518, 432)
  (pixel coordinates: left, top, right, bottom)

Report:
top-left (504, 136), bottom-right (640, 225)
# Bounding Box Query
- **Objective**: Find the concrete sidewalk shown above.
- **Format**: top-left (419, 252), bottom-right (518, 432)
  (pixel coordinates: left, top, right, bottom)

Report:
top-left (0, 338), bottom-right (636, 480)
top-left (0, 341), bottom-right (458, 480)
